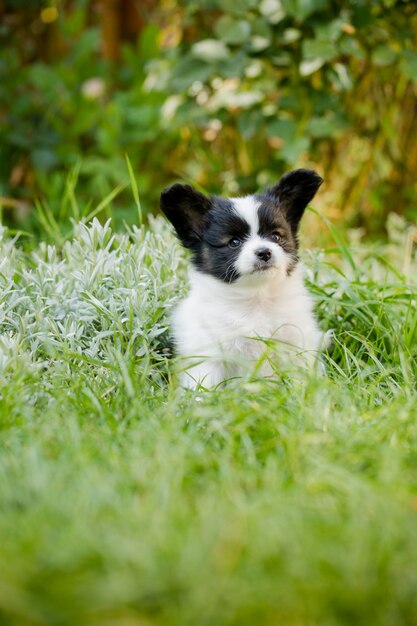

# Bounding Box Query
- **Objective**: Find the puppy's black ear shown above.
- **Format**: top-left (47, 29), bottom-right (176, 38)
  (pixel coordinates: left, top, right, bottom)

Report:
top-left (269, 169), bottom-right (323, 232)
top-left (160, 183), bottom-right (212, 248)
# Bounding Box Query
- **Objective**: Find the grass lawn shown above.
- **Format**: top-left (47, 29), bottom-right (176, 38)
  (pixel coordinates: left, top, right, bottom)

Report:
top-left (1, 214), bottom-right (417, 626)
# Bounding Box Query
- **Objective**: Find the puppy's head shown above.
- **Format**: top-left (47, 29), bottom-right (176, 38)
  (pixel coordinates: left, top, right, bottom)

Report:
top-left (160, 169), bottom-right (322, 284)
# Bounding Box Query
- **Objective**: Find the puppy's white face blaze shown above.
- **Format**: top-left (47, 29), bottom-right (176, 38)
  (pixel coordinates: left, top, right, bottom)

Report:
top-left (230, 196), bottom-right (259, 233)
top-left (230, 196), bottom-right (291, 280)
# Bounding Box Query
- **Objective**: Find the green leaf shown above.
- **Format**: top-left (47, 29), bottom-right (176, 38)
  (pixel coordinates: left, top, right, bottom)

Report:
top-left (191, 39), bottom-right (230, 62)
top-left (214, 16), bottom-right (251, 45)
top-left (267, 118), bottom-right (297, 141)
top-left (307, 113), bottom-right (350, 138)
top-left (371, 46), bottom-right (398, 67)
top-left (259, 0), bottom-right (285, 23)
top-left (299, 58), bottom-right (325, 76)
top-left (237, 110), bottom-right (263, 138)
top-left (302, 39), bottom-right (337, 62)
top-left (314, 18), bottom-right (345, 43)
top-left (333, 63), bottom-right (353, 90)
top-left (218, 52), bottom-right (250, 79)
top-left (279, 136), bottom-right (310, 163)
top-left (250, 37), bottom-right (271, 52)
top-left (250, 15), bottom-right (273, 51)
top-left (281, 0), bottom-right (328, 20)
top-left (251, 17), bottom-right (273, 40)
top-left (338, 37), bottom-right (366, 61)
top-left (300, 39), bottom-right (337, 75)
top-left (170, 58), bottom-right (213, 90)
top-left (401, 50), bottom-right (417, 83)
top-left (281, 28), bottom-right (302, 43)
top-left (217, 0), bottom-right (257, 12)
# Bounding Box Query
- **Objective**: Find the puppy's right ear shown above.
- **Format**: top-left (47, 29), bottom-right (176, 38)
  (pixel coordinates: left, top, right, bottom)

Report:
top-left (160, 183), bottom-right (212, 248)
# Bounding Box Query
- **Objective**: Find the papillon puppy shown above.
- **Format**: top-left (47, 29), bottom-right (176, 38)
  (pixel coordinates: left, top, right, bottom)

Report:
top-left (160, 169), bottom-right (326, 389)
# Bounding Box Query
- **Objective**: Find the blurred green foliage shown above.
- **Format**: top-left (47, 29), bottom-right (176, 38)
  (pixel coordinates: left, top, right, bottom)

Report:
top-left (1, 0), bottom-right (417, 233)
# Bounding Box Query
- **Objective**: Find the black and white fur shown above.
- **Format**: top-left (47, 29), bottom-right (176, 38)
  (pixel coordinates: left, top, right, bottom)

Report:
top-left (161, 169), bottom-right (325, 389)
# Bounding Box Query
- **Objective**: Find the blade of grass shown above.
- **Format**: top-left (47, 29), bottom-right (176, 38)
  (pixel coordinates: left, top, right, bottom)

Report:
top-left (61, 163), bottom-right (81, 222)
top-left (34, 198), bottom-right (64, 246)
top-left (307, 206), bottom-right (356, 271)
top-left (125, 154), bottom-right (143, 226)
top-left (84, 183), bottom-right (127, 223)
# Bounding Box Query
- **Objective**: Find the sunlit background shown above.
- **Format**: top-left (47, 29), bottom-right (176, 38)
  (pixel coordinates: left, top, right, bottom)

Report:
top-left (1, 0), bottom-right (416, 237)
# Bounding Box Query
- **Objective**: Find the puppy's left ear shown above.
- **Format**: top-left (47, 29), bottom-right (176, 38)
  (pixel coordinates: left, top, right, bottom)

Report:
top-left (269, 169), bottom-right (323, 232)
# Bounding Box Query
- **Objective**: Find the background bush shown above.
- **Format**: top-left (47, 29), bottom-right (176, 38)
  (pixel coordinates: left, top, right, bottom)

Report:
top-left (1, 0), bottom-right (417, 235)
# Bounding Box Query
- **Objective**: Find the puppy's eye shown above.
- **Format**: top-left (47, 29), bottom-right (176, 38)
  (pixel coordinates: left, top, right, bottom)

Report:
top-left (228, 237), bottom-right (242, 248)
top-left (271, 231), bottom-right (284, 243)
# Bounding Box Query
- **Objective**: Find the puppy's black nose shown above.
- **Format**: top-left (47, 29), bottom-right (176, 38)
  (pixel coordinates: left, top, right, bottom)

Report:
top-left (255, 247), bottom-right (272, 262)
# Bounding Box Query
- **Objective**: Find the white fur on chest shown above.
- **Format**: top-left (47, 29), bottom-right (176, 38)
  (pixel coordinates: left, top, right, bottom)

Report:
top-left (173, 265), bottom-right (323, 388)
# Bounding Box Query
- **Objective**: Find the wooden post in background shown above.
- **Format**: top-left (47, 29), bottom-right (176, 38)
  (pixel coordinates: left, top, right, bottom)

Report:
top-left (99, 0), bottom-right (121, 60)
top-left (96, 0), bottom-right (156, 60)
top-left (120, 0), bottom-right (143, 43)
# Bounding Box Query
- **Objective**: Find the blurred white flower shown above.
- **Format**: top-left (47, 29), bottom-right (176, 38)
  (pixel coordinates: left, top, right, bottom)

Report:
top-left (245, 60), bottom-right (264, 78)
top-left (81, 78), bottom-right (105, 100)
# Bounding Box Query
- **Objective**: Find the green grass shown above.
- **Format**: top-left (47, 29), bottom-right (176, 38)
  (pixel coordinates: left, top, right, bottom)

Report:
top-left (1, 213), bottom-right (417, 626)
